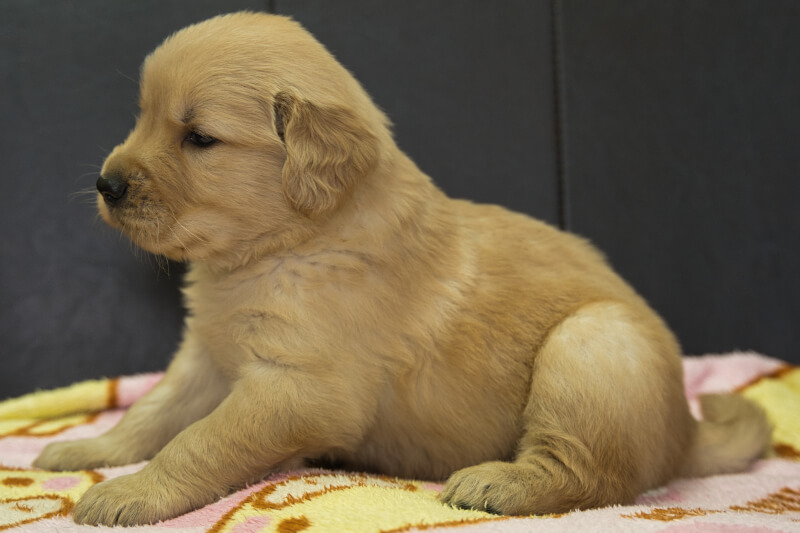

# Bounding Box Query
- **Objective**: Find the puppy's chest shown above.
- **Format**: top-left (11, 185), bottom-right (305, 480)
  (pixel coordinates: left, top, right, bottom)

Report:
top-left (185, 257), bottom-right (371, 373)
top-left (190, 290), bottom-right (309, 373)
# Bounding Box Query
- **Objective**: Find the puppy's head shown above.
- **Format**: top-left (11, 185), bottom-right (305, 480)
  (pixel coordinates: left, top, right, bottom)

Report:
top-left (97, 13), bottom-right (386, 264)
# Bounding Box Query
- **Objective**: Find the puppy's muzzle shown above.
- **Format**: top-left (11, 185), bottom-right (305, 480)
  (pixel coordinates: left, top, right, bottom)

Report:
top-left (96, 173), bottom-right (128, 206)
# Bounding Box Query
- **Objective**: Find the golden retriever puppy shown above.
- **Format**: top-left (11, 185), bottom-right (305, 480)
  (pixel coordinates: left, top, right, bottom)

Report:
top-left (34, 12), bottom-right (770, 526)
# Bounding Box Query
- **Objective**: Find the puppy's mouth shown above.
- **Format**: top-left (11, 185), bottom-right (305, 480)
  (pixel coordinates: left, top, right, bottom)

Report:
top-left (96, 187), bottom-right (190, 260)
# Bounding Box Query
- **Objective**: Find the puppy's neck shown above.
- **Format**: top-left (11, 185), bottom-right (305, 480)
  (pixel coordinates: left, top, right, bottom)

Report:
top-left (313, 150), bottom-right (448, 254)
top-left (190, 149), bottom-right (447, 280)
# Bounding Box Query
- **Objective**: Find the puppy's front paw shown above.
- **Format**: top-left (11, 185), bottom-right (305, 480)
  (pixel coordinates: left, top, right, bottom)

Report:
top-left (439, 462), bottom-right (535, 516)
top-left (34, 439), bottom-right (108, 471)
top-left (73, 471), bottom-right (195, 526)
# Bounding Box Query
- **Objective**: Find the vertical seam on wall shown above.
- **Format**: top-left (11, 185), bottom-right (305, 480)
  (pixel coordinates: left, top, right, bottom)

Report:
top-left (552, 0), bottom-right (571, 231)
top-left (267, 0), bottom-right (276, 13)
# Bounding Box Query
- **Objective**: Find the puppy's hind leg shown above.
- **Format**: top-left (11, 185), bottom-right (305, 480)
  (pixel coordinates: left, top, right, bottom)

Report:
top-left (440, 302), bottom-right (693, 515)
top-left (34, 333), bottom-right (229, 471)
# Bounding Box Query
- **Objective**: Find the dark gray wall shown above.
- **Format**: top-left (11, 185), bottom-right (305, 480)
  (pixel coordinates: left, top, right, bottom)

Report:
top-left (2, 1), bottom-right (798, 400)
top-left (275, 0), bottom-right (560, 221)
top-left (0, 0), bottom-right (265, 399)
top-left (558, 0), bottom-right (800, 358)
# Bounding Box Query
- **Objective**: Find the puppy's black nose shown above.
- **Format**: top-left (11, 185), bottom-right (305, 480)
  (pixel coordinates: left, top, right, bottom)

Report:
top-left (96, 174), bottom-right (128, 206)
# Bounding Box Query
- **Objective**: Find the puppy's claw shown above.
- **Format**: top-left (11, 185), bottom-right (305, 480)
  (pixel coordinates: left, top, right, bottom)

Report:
top-left (440, 461), bottom-right (533, 516)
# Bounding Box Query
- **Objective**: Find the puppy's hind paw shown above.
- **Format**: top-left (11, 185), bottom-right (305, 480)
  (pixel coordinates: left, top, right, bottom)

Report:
top-left (439, 461), bottom-right (539, 516)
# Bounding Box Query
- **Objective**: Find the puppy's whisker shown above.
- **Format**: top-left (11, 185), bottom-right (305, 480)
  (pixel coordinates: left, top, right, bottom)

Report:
top-left (148, 220), bottom-right (173, 277)
top-left (173, 224), bottom-right (203, 248)
top-left (76, 171), bottom-right (100, 181)
top-left (167, 206), bottom-right (209, 247)
top-left (74, 168), bottom-right (103, 183)
top-left (78, 163), bottom-right (104, 172)
top-left (155, 254), bottom-right (171, 278)
top-left (164, 215), bottom-right (190, 252)
top-left (70, 188), bottom-right (99, 201)
top-left (115, 68), bottom-right (138, 85)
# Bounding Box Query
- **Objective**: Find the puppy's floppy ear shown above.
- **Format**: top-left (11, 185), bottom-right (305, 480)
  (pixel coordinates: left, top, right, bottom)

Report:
top-left (274, 91), bottom-right (380, 218)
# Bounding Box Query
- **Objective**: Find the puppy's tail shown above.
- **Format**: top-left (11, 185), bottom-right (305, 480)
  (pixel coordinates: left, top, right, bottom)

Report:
top-left (681, 393), bottom-right (771, 478)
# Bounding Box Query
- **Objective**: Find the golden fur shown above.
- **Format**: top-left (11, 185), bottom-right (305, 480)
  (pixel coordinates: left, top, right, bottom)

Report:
top-left (34, 12), bottom-right (770, 526)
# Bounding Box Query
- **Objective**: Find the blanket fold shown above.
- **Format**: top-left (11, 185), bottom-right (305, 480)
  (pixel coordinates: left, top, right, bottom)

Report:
top-left (1, 352), bottom-right (798, 532)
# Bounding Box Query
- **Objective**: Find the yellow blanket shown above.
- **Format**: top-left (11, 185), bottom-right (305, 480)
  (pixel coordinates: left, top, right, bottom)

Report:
top-left (1, 353), bottom-right (799, 532)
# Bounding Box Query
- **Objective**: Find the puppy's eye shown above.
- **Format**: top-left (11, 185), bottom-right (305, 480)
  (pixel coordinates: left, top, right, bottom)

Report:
top-left (185, 131), bottom-right (218, 148)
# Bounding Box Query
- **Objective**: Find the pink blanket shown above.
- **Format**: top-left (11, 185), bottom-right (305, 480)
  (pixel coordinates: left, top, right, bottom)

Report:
top-left (1, 352), bottom-right (799, 531)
